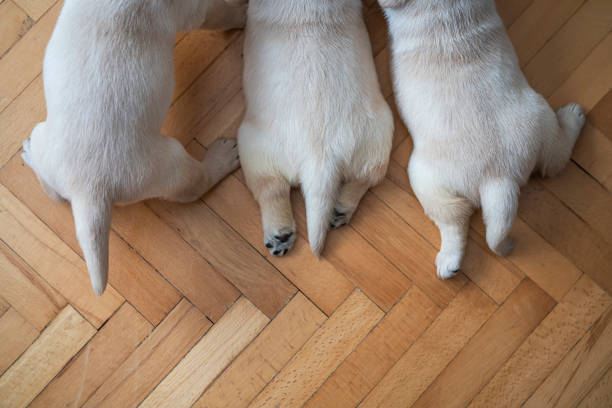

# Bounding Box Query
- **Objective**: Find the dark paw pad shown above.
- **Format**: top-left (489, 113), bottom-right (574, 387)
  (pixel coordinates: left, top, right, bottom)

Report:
top-left (330, 208), bottom-right (349, 228)
top-left (264, 229), bottom-right (295, 256)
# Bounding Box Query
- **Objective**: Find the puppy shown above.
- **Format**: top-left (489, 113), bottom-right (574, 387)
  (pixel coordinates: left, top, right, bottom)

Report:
top-left (22, 0), bottom-right (246, 295)
top-left (380, 0), bottom-right (585, 278)
top-left (239, 0), bottom-right (394, 256)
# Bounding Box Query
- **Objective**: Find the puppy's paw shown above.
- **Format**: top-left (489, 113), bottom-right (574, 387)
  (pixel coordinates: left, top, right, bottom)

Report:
top-left (557, 103), bottom-right (586, 140)
top-left (436, 250), bottom-right (461, 280)
top-left (264, 227), bottom-right (296, 256)
top-left (21, 139), bottom-right (33, 168)
top-left (330, 208), bottom-right (350, 228)
top-left (205, 138), bottom-right (240, 184)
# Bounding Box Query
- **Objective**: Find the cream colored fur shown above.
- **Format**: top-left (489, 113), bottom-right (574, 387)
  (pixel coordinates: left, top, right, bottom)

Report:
top-left (22, 0), bottom-right (246, 295)
top-left (380, 0), bottom-right (585, 278)
top-left (239, 0), bottom-right (394, 257)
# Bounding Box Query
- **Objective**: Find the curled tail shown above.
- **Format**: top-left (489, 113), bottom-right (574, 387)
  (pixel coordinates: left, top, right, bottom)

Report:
top-left (71, 196), bottom-right (112, 295)
top-left (302, 172), bottom-right (340, 257)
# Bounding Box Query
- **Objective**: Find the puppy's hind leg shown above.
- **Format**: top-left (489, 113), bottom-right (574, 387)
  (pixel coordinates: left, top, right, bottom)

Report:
top-left (330, 179), bottom-right (371, 228)
top-left (538, 103), bottom-right (585, 177)
top-left (251, 176), bottom-right (296, 256)
top-left (148, 136), bottom-right (239, 203)
top-left (23, 126), bottom-right (65, 202)
top-left (479, 178), bottom-right (519, 256)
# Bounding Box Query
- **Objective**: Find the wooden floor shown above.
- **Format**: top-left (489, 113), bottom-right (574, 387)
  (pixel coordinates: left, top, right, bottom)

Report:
top-left (1, 0), bottom-right (612, 407)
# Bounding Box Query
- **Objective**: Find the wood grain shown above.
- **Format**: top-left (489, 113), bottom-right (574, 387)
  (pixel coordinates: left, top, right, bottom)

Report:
top-left (0, 308), bottom-right (38, 376)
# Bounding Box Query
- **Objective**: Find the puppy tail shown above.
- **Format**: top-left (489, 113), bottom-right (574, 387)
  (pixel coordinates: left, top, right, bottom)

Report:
top-left (302, 171), bottom-right (339, 257)
top-left (71, 196), bottom-right (112, 296)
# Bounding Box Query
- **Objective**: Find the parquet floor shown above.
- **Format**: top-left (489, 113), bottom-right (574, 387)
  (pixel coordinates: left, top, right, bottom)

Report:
top-left (1, 0), bottom-right (611, 407)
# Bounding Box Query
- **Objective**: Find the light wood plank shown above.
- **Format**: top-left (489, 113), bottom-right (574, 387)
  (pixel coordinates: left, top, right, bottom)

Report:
top-left (0, 74), bottom-right (44, 166)
top-left (589, 89), bottom-right (612, 137)
top-left (411, 279), bottom-right (555, 408)
top-left (172, 29), bottom-right (241, 102)
top-left (470, 274), bottom-right (612, 407)
top-left (249, 290), bottom-right (384, 408)
top-left (549, 32), bottom-right (612, 112)
top-left (0, 308), bottom-right (38, 375)
top-left (0, 1), bottom-right (33, 57)
top-left (508, 0), bottom-right (584, 66)
top-left (141, 297), bottom-right (269, 408)
top-left (0, 184), bottom-right (123, 327)
top-left (525, 305), bottom-right (612, 407)
top-left (523, 0), bottom-right (612, 98)
top-left (572, 122), bottom-right (612, 191)
top-left (13, 0), bottom-right (57, 21)
top-left (83, 299), bottom-right (212, 408)
top-left (194, 293), bottom-right (326, 408)
top-left (0, 241), bottom-right (63, 330)
top-left (149, 198), bottom-right (296, 318)
top-left (291, 190), bottom-right (412, 312)
top-left (495, 0), bottom-right (534, 28)
top-left (543, 162), bottom-right (612, 247)
top-left (578, 367), bottom-right (612, 408)
top-left (112, 203), bottom-right (239, 322)
top-left (0, 305), bottom-right (95, 408)
top-left (306, 286), bottom-right (440, 408)
top-left (359, 282), bottom-right (496, 408)
top-left (519, 180), bottom-right (612, 295)
top-left (193, 89), bottom-right (244, 148)
top-left (0, 1), bottom-right (60, 112)
top-left (30, 302), bottom-right (152, 408)
top-left (162, 35), bottom-right (243, 146)
top-left (0, 155), bottom-right (183, 325)
top-left (0, 297), bottom-right (8, 318)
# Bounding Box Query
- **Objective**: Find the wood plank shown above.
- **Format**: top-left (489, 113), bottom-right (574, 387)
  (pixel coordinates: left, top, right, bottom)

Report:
top-left (193, 293), bottom-right (326, 408)
top-left (0, 305), bottom-right (95, 408)
top-left (519, 180), bottom-right (612, 295)
top-left (411, 279), bottom-right (555, 408)
top-left (193, 89), bottom-right (244, 148)
top-left (13, 0), bottom-right (57, 21)
top-left (578, 367), bottom-right (612, 408)
top-left (82, 299), bottom-right (212, 408)
top-left (30, 302), bottom-right (152, 408)
top-left (0, 241), bottom-right (63, 330)
top-left (291, 190), bottom-right (412, 312)
top-left (162, 35), bottom-right (243, 146)
top-left (571, 122), bottom-right (612, 191)
top-left (542, 162), bottom-right (612, 247)
top-left (352, 191), bottom-right (465, 307)
top-left (0, 155), bottom-right (183, 325)
top-left (0, 1), bottom-right (33, 57)
top-left (549, 32), bottom-right (612, 112)
top-left (172, 29), bottom-right (240, 102)
top-left (495, 0), bottom-right (534, 28)
top-left (523, 0), bottom-right (612, 98)
top-left (359, 282), bottom-right (496, 408)
top-left (306, 286), bottom-right (440, 408)
top-left (148, 198), bottom-right (296, 318)
top-left (470, 274), bottom-right (612, 407)
top-left (524, 305), bottom-right (612, 407)
top-left (0, 308), bottom-right (38, 375)
top-left (141, 297), bottom-right (269, 408)
top-left (249, 290), bottom-right (383, 408)
top-left (508, 0), bottom-right (584, 66)
top-left (112, 203), bottom-right (239, 322)
top-left (187, 142), bottom-right (354, 316)
top-left (589, 90), bottom-right (612, 137)
top-left (0, 1), bottom-right (60, 112)
top-left (0, 184), bottom-right (123, 327)
top-left (0, 297), bottom-right (8, 318)
top-left (0, 74), bottom-right (44, 166)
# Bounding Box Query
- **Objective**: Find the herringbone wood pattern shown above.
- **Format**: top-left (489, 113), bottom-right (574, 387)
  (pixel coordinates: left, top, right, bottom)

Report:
top-left (1, 0), bottom-right (612, 407)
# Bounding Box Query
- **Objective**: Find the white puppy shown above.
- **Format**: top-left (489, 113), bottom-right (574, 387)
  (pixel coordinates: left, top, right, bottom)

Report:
top-left (239, 0), bottom-right (393, 256)
top-left (23, 0), bottom-right (246, 295)
top-left (379, 0), bottom-right (585, 278)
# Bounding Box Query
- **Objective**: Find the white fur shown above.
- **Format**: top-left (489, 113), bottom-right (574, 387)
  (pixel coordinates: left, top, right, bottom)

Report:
top-left (22, 0), bottom-right (246, 295)
top-left (380, 0), bottom-right (585, 278)
top-left (239, 0), bottom-right (393, 257)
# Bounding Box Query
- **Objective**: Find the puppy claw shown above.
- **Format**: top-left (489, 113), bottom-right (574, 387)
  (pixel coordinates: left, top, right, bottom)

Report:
top-left (265, 227), bottom-right (295, 256)
top-left (436, 250), bottom-right (461, 280)
top-left (330, 208), bottom-right (350, 229)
